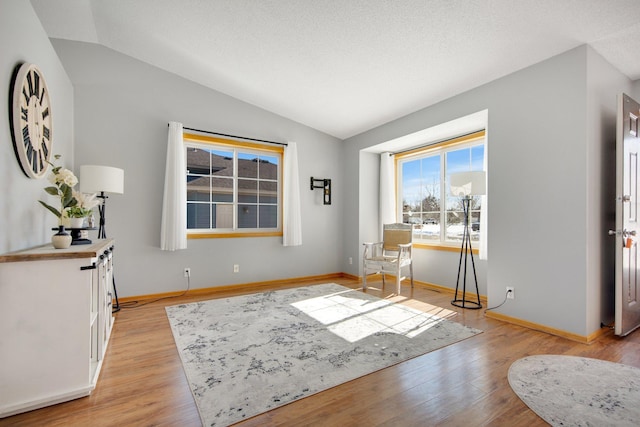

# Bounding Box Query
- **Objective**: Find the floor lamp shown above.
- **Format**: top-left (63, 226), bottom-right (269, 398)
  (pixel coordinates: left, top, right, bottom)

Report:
top-left (450, 171), bottom-right (486, 309)
top-left (80, 165), bottom-right (125, 312)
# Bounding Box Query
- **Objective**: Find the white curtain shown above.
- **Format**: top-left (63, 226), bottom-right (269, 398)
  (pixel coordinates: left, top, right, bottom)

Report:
top-left (283, 142), bottom-right (302, 246)
top-left (479, 141), bottom-right (488, 260)
top-left (161, 122), bottom-right (187, 251)
top-left (380, 152), bottom-right (396, 231)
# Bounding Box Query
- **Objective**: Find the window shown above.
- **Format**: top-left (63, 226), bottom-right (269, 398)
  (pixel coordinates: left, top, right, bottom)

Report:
top-left (397, 131), bottom-right (485, 245)
top-left (184, 133), bottom-right (283, 237)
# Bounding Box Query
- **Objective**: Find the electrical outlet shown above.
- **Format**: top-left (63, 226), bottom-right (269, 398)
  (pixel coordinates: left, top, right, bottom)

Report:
top-left (348, 257), bottom-right (353, 265)
top-left (506, 286), bottom-right (515, 300)
top-left (233, 264), bottom-right (239, 273)
top-left (184, 268), bottom-right (191, 278)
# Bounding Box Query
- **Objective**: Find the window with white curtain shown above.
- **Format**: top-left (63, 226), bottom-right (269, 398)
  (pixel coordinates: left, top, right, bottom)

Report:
top-left (396, 131), bottom-right (485, 245)
top-left (184, 133), bottom-right (283, 237)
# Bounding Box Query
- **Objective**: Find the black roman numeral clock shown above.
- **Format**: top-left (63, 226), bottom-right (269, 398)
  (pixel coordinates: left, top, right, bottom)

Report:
top-left (9, 62), bottom-right (53, 179)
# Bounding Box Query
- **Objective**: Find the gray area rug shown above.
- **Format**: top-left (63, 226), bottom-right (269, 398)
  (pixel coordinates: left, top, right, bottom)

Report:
top-left (508, 355), bottom-right (640, 426)
top-left (166, 283), bottom-right (481, 426)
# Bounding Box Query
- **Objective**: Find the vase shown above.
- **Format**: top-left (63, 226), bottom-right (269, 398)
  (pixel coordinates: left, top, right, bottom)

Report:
top-left (51, 225), bottom-right (72, 249)
top-left (69, 217), bottom-right (85, 228)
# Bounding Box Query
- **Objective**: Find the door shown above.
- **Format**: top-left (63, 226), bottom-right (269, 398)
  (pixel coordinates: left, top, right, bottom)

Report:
top-left (614, 93), bottom-right (640, 336)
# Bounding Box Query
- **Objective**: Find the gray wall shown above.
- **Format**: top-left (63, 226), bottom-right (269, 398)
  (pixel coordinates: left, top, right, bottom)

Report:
top-left (49, 40), bottom-right (343, 298)
top-left (343, 45), bottom-right (634, 337)
top-left (1, 0), bottom-right (74, 254)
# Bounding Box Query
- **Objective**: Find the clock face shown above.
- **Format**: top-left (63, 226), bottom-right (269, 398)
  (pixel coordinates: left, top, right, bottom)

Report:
top-left (9, 63), bottom-right (53, 179)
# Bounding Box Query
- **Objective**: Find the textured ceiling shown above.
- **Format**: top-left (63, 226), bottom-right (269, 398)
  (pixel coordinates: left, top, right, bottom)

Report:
top-left (30, 0), bottom-right (640, 139)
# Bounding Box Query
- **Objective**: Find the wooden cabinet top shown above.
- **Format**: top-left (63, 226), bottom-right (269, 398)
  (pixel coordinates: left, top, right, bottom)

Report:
top-left (0, 239), bottom-right (115, 263)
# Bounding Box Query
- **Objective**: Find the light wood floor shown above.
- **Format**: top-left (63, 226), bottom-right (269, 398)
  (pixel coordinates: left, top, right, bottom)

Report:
top-left (3, 276), bottom-right (640, 427)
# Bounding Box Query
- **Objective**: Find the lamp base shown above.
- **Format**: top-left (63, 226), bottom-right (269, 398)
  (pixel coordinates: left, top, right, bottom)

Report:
top-left (451, 299), bottom-right (482, 310)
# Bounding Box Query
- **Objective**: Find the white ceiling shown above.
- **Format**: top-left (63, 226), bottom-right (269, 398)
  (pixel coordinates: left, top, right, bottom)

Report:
top-left (30, 0), bottom-right (640, 140)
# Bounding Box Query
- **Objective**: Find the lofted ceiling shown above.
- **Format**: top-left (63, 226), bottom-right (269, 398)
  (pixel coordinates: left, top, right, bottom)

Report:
top-left (30, 0), bottom-right (640, 140)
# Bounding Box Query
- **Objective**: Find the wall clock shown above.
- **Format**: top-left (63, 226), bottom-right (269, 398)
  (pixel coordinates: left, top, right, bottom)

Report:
top-left (9, 62), bottom-right (53, 179)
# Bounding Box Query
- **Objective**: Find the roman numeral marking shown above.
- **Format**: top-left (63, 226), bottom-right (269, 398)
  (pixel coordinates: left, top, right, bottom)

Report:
top-left (27, 72), bottom-right (35, 97)
top-left (38, 151), bottom-right (44, 172)
top-left (43, 126), bottom-right (50, 140)
top-left (32, 150), bottom-right (39, 174)
top-left (42, 108), bottom-right (49, 119)
top-left (33, 72), bottom-right (40, 99)
top-left (21, 107), bottom-right (28, 122)
top-left (41, 140), bottom-right (49, 158)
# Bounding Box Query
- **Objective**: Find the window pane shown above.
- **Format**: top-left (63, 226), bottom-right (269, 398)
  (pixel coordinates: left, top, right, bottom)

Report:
top-left (214, 204), bottom-right (233, 228)
top-left (446, 147), bottom-right (471, 175)
top-left (187, 176), bottom-right (210, 202)
top-left (471, 145), bottom-right (484, 171)
top-left (259, 205), bottom-right (277, 228)
top-left (238, 179), bottom-right (257, 203)
top-left (186, 148), bottom-right (211, 175)
top-left (212, 177), bottom-right (233, 202)
top-left (445, 145), bottom-right (484, 242)
top-left (187, 203), bottom-right (210, 229)
top-left (238, 204), bottom-right (257, 228)
top-left (259, 181), bottom-right (278, 203)
top-left (238, 153), bottom-right (258, 178)
top-left (402, 159), bottom-right (422, 214)
top-left (258, 155), bottom-right (279, 179)
top-left (210, 150), bottom-right (233, 177)
top-left (402, 155), bottom-right (440, 240)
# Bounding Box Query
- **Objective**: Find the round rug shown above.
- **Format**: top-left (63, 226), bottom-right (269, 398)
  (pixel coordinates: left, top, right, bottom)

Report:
top-left (508, 355), bottom-right (640, 426)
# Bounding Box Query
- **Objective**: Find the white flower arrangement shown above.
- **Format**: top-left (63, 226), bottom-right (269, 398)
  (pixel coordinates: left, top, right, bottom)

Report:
top-left (39, 155), bottom-right (78, 219)
top-left (67, 191), bottom-right (100, 218)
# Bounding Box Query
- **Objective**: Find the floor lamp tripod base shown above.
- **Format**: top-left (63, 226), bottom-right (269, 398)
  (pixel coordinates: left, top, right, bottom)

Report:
top-left (451, 197), bottom-right (482, 310)
top-left (451, 298), bottom-right (482, 310)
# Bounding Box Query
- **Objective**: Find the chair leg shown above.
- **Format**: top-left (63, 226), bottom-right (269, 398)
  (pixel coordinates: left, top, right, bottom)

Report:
top-left (396, 269), bottom-right (401, 295)
top-left (410, 262), bottom-right (414, 288)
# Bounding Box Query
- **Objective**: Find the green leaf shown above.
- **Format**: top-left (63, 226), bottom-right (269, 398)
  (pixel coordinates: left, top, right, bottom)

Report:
top-left (44, 186), bottom-right (59, 196)
top-left (38, 200), bottom-right (61, 218)
top-left (61, 184), bottom-right (74, 208)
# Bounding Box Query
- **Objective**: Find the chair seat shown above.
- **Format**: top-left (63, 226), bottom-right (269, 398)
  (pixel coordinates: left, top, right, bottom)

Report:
top-left (368, 255), bottom-right (397, 263)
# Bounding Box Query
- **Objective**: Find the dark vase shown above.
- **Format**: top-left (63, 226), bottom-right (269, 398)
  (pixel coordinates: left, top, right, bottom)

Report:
top-left (52, 225), bottom-right (72, 249)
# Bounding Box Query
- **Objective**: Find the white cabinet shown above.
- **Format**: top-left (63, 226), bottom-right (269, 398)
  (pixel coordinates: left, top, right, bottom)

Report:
top-left (0, 239), bottom-right (115, 418)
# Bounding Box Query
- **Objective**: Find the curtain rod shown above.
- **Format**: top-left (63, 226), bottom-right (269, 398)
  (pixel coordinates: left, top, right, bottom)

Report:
top-left (177, 125), bottom-right (287, 146)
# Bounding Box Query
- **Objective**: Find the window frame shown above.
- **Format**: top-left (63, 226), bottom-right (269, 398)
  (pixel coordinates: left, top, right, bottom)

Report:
top-left (395, 130), bottom-right (486, 249)
top-left (184, 133), bottom-right (284, 239)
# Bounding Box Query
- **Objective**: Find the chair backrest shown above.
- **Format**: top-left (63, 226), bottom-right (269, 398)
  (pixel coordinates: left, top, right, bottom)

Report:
top-left (382, 223), bottom-right (412, 252)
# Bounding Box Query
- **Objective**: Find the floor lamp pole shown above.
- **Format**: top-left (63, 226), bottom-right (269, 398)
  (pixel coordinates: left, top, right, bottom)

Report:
top-left (97, 192), bottom-right (120, 313)
top-left (451, 197), bottom-right (482, 309)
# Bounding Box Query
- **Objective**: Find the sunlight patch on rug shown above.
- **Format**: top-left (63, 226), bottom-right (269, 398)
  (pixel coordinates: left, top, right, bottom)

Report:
top-left (166, 283), bottom-right (481, 426)
top-left (508, 355), bottom-right (640, 427)
top-left (291, 288), bottom-right (456, 342)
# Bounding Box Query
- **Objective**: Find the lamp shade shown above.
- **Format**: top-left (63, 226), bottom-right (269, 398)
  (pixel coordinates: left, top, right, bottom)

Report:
top-left (79, 165), bottom-right (124, 194)
top-left (450, 171), bottom-right (486, 196)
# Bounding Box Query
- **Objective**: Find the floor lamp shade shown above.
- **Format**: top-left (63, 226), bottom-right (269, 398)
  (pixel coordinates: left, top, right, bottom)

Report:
top-left (80, 165), bottom-right (124, 194)
top-left (450, 171), bottom-right (486, 197)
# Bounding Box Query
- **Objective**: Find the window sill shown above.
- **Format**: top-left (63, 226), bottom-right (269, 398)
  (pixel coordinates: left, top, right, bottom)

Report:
top-left (413, 242), bottom-right (479, 254)
top-left (188, 231), bottom-right (283, 239)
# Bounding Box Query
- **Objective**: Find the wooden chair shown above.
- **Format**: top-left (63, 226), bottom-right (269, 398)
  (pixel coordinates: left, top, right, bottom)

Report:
top-left (362, 223), bottom-right (414, 295)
